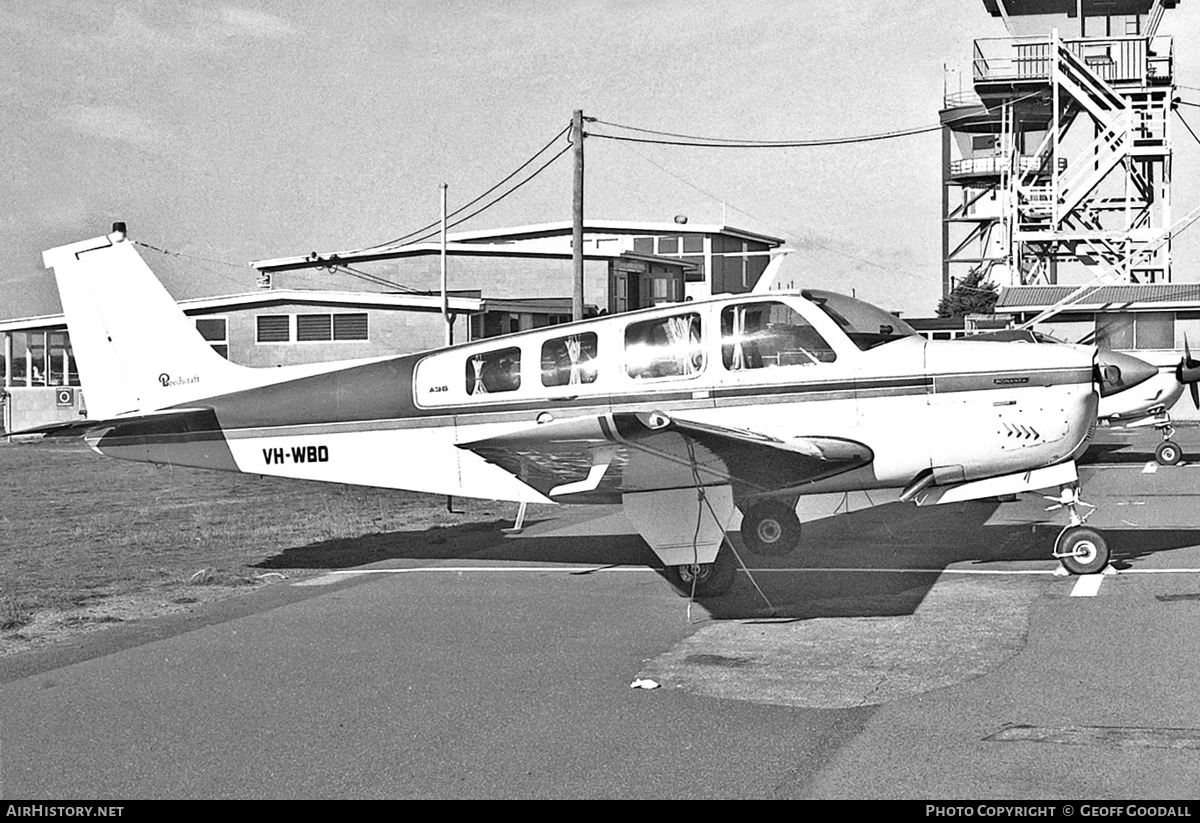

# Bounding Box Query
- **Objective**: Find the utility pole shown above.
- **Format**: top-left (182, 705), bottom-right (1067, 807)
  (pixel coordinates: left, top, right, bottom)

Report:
top-left (441, 182), bottom-right (451, 345)
top-left (572, 109), bottom-right (585, 321)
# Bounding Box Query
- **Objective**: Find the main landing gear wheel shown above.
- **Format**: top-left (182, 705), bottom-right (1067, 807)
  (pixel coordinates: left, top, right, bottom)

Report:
top-left (739, 500), bottom-right (801, 555)
top-left (1055, 526), bottom-right (1109, 576)
top-left (666, 547), bottom-right (738, 598)
top-left (1156, 440), bottom-right (1183, 466)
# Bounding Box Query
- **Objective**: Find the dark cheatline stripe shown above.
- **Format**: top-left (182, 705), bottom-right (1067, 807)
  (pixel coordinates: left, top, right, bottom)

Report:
top-left (176, 354), bottom-right (1089, 433)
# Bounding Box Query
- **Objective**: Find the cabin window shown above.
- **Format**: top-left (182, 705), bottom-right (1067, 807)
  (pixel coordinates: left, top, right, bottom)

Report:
top-left (721, 302), bottom-right (837, 370)
top-left (624, 313), bottom-right (703, 380)
top-left (465, 346), bottom-right (522, 395)
top-left (541, 332), bottom-right (598, 387)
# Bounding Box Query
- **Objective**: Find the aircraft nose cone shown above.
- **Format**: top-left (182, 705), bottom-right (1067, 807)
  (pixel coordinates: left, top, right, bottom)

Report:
top-left (1096, 349), bottom-right (1159, 397)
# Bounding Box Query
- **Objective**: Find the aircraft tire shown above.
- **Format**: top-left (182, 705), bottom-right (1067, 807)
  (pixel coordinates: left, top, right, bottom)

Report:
top-left (666, 547), bottom-right (738, 598)
top-left (1156, 441), bottom-right (1183, 466)
top-left (1056, 526), bottom-right (1109, 576)
top-left (740, 500), bottom-right (801, 555)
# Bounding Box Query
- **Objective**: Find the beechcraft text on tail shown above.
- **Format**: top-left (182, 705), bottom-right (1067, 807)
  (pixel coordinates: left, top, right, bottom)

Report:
top-left (33, 225), bottom-right (1114, 596)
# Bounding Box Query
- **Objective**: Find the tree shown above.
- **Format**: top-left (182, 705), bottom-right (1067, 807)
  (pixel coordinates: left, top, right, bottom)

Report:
top-left (936, 269), bottom-right (999, 318)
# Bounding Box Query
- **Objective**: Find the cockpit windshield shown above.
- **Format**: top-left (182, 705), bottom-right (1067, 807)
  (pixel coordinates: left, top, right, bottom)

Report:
top-left (801, 289), bottom-right (917, 351)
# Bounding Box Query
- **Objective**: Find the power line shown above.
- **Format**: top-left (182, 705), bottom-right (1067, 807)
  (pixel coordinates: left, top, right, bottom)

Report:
top-left (132, 240), bottom-right (253, 291)
top-left (1177, 109), bottom-right (1200, 147)
top-left (588, 93), bottom-right (1047, 149)
top-left (400, 143), bottom-right (572, 245)
top-left (607, 138), bottom-right (922, 282)
top-left (355, 123), bottom-right (572, 252)
top-left (589, 122), bottom-right (943, 148)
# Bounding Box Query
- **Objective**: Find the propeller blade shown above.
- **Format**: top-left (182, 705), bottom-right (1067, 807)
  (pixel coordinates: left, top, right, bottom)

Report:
top-left (1177, 333), bottom-right (1200, 388)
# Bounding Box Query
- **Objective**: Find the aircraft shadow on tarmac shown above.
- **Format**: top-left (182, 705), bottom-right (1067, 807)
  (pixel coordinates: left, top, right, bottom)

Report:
top-left (1081, 442), bottom-right (1159, 465)
top-left (254, 500), bottom-right (1200, 621)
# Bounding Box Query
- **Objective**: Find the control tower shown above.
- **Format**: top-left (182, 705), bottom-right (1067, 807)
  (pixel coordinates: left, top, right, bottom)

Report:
top-left (941, 0), bottom-right (1181, 295)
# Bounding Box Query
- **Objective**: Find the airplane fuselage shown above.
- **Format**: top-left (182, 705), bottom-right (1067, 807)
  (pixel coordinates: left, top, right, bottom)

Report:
top-left (86, 290), bottom-right (1099, 507)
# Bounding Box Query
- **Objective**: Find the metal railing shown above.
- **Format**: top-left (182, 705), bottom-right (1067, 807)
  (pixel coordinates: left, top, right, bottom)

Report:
top-left (972, 35), bottom-right (1172, 86)
top-left (950, 156), bottom-right (1065, 179)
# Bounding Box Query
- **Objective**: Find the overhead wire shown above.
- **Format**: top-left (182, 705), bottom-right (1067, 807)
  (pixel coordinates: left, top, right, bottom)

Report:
top-left (587, 92), bottom-right (1049, 149)
top-left (132, 240), bottom-right (256, 292)
top-left (354, 123), bottom-right (572, 252)
top-left (400, 143), bottom-right (572, 245)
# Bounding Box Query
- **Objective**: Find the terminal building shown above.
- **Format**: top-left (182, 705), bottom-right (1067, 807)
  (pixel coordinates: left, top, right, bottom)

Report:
top-left (0, 220), bottom-right (783, 432)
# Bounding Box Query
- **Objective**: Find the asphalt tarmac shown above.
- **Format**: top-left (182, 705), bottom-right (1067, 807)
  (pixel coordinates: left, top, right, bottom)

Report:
top-left (3, 425), bottom-right (1200, 799)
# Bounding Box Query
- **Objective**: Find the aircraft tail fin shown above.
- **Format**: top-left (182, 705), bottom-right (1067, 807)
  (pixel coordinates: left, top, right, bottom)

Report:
top-left (42, 225), bottom-right (249, 419)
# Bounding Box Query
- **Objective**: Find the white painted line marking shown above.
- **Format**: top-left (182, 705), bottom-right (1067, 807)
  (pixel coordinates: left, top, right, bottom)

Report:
top-left (1070, 574), bottom-right (1105, 597)
top-left (1143, 462), bottom-right (1158, 474)
top-left (748, 567), bottom-right (1057, 575)
top-left (294, 565), bottom-right (1200, 587)
top-left (1118, 568), bottom-right (1200, 574)
top-left (324, 565), bottom-right (649, 575)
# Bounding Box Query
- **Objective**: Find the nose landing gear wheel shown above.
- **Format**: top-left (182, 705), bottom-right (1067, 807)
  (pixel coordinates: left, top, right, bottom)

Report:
top-left (665, 547), bottom-right (738, 598)
top-left (1055, 526), bottom-right (1109, 575)
top-left (739, 500), bottom-right (801, 555)
top-left (1155, 440), bottom-right (1183, 466)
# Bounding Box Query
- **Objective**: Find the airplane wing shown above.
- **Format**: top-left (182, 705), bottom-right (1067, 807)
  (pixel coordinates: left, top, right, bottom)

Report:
top-left (458, 410), bottom-right (874, 503)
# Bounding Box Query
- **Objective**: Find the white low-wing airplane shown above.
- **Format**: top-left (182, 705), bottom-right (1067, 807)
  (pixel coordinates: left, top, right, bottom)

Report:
top-left (35, 226), bottom-right (1112, 596)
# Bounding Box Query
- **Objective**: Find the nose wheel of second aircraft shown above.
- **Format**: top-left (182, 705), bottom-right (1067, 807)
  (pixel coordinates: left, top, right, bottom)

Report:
top-left (1156, 440), bottom-right (1183, 466)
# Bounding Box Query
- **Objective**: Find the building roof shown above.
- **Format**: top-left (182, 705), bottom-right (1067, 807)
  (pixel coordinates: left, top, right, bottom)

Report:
top-left (981, 0), bottom-right (1178, 17)
top-left (444, 219), bottom-right (785, 246)
top-left (995, 283), bottom-right (1200, 313)
top-left (251, 220), bottom-right (782, 273)
top-left (0, 289), bottom-right (488, 333)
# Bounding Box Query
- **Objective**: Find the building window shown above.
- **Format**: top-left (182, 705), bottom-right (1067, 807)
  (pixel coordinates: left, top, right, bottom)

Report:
top-left (28, 332), bottom-right (47, 386)
top-left (257, 315), bottom-right (291, 343)
top-left (1095, 312), bottom-right (1175, 351)
top-left (46, 331), bottom-right (78, 386)
top-left (542, 332), bottom-right (598, 387)
top-left (1134, 312), bottom-right (1174, 350)
top-left (972, 135), bottom-right (999, 152)
top-left (466, 346), bottom-right (521, 395)
top-left (625, 312), bottom-right (703, 379)
top-left (297, 312), bottom-right (369, 342)
top-left (196, 317), bottom-right (229, 359)
top-left (9, 332), bottom-right (28, 386)
top-left (721, 302), bottom-right (836, 370)
top-left (297, 314), bottom-right (332, 342)
top-left (334, 313), bottom-right (369, 341)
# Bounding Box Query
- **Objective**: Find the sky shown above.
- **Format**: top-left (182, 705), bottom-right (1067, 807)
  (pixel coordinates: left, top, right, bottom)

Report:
top-left (2, 0), bottom-right (1200, 321)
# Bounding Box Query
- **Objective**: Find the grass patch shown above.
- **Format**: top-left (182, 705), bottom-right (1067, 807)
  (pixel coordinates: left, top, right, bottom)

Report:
top-left (1, 595), bottom-right (33, 632)
top-left (0, 438), bottom-right (544, 654)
